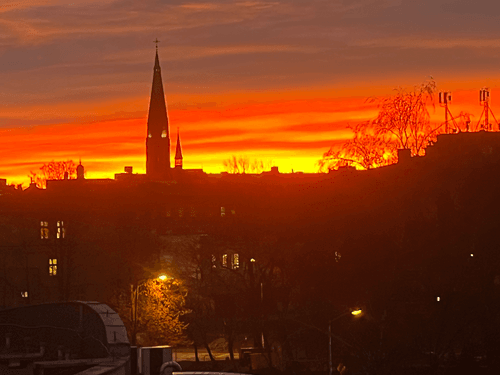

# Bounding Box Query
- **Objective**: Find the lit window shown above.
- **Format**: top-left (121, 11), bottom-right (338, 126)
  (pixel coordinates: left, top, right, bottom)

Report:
top-left (49, 258), bottom-right (57, 276)
top-left (233, 254), bottom-right (240, 269)
top-left (148, 133), bottom-right (152, 138)
top-left (56, 221), bottom-right (65, 239)
top-left (21, 291), bottom-right (28, 298)
top-left (166, 209), bottom-right (171, 217)
top-left (221, 207), bottom-right (226, 217)
top-left (334, 251), bottom-right (342, 262)
top-left (211, 255), bottom-right (216, 268)
top-left (437, 296), bottom-right (440, 302)
top-left (161, 130), bottom-right (167, 138)
top-left (222, 254), bottom-right (228, 267)
top-left (470, 253), bottom-right (474, 257)
top-left (250, 258), bottom-right (256, 263)
top-left (178, 208), bottom-right (184, 217)
top-left (40, 221), bottom-right (49, 239)
top-left (190, 206), bottom-right (196, 217)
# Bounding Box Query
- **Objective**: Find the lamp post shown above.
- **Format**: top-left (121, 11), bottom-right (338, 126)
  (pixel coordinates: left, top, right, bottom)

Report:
top-left (131, 274), bottom-right (169, 346)
top-left (328, 308), bottom-right (363, 375)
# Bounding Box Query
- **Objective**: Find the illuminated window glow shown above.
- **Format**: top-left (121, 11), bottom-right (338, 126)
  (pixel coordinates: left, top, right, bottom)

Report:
top-left (437, 297), bottom-right (440, 302)
top-left (49, 258), bottom-right (57, 276)
top-left (222, 254), bottom-right (228, 267)
top-left (250, 258), bottom-right (256, 263)
top-left (470, 253), bottom-right (474, 257)
top-left (233, 253), bottom-right (240, 269)
top-left (40, 221), bottom-right (49, 239)
top-left (56, 221), bottom-right (65, 239)
top-left (221, 207), bottom-right (226, 217)
top-left (211, 255), bottom-right (216, 268)
top-left (21, 291), bottom-right (28, 298)
top-left (161, 130), bottom-right (167, 138)
top-left (178, 208), bottom-right (184, 217)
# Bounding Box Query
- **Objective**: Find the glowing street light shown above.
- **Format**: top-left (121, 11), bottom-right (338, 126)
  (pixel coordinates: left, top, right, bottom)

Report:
top-left (351, 309), bottom-right (363, 316)
top-left (132, 273), bottom-right (169, 346)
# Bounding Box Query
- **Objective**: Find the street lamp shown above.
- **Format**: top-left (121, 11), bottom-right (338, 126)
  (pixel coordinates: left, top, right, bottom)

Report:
top-left (329, 308), bottom-right (363, 375)
top-left (131, 274), bottom-right (170, 346)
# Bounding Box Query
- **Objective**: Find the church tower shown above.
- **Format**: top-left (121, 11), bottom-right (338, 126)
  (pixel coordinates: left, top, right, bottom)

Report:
top-left (146, 42), bottom-right (170, 179)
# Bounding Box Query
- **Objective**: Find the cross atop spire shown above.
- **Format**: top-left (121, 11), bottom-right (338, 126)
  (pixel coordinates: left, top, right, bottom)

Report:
top-left (154, 38), bottom-right (160, 51)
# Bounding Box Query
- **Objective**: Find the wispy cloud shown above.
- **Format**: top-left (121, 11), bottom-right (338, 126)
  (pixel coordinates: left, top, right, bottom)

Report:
top-left (355, 37), bottom-right (500, 49)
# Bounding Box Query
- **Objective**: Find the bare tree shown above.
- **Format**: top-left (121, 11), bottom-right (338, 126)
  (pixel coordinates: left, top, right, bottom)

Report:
top-left (29, 160), bottom-right (77, 188)
top-left (319, 122), bottom-right (397, 172)
top-left (371, 79), bottom-right (439, 156)
top-left (223, 156), bottom-right (272, 174)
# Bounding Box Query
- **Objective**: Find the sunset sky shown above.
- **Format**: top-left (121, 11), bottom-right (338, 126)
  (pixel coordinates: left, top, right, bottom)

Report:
top-left (2, 0), bottom-right (500, 185)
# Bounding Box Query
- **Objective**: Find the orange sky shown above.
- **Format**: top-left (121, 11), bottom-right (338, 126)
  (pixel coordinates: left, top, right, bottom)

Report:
top-left (2, 1), bottom-right (500, 185)
top-left (1, 83), bottom-right (498, 185)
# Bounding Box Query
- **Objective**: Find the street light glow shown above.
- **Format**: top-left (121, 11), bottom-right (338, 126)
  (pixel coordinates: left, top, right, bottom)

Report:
top-left (351, 309), bottom-right (362, 316)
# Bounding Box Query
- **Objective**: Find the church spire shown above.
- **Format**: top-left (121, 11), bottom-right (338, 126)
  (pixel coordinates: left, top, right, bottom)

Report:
top-left (175, 128), bottom-right (183, 169)
top-left (146, 40), bottom-right (171, 179)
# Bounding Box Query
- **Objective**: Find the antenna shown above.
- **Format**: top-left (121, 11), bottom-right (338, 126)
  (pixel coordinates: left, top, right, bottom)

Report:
top-left (439, 91), bottom-right (456, 133)
top-left (476, 87), bottom-right (499, 131)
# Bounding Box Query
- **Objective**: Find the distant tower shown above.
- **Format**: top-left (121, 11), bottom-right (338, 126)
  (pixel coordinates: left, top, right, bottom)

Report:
top-left (77, 160), bottom-right (85, 180)
top-left (175, 128), bottom-right (183, 169)
top-left (146, 40), bottom-right (171, 179)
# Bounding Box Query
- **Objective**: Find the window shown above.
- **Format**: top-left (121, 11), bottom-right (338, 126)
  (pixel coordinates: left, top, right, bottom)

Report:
top-left (49, 258), bottom-right (57, 276)
top-left (221, 207), bottom-right (226, 217)
top-left (211, 255), bottom-right (216, 268)
top-left (178, 208), bottom-right (184, 217)
top-left (161, 130), bottom-right (167, 138)
top-left (232, 254), bottom-right (240, 269)
top-left (222, 254), bottom-right (228, 267)
top-left (231, 209), bottom-right (236, 215)
top-left (40, 221), bottom-right (49, 239)
top-left (166, 209), bottom-right (171, 217)
top-left (190, 206), bottom-right (196, 217)
top-left (21, 291), bottom-right (28, 298)
top-left (56, 221), bottom-right (65, 239)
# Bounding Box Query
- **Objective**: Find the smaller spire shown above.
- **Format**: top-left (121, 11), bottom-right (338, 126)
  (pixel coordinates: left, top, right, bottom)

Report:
top-left (175, 128), bottom-right (183, 169)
